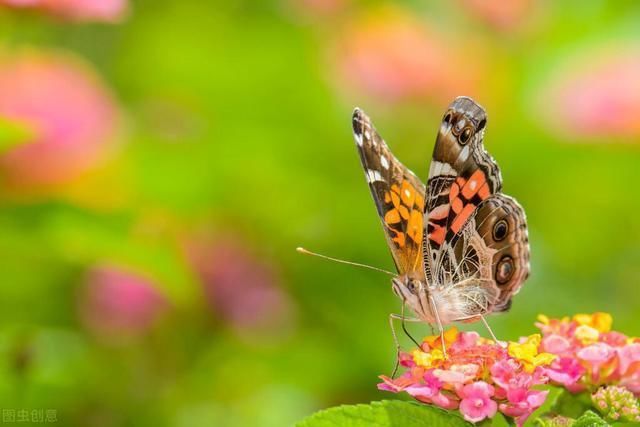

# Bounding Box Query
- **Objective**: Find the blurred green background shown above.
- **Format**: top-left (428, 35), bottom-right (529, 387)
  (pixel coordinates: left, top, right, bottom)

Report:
top-left (0, 0), bottom-right (639, 425)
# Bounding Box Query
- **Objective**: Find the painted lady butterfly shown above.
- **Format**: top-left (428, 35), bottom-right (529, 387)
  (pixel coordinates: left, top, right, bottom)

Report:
top-left (352, 97), bottom-right (530, 341)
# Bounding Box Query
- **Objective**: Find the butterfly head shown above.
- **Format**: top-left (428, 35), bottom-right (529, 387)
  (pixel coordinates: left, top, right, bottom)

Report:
top-left (391, 275), bottom-right (435, 322)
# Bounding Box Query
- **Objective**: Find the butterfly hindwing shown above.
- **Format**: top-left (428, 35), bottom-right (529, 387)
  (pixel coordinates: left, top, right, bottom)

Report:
top-left (424, 97), bottom-right (530, 321)
top-left (471, 194), bottom-right (530, 312)
top-left (352, 108), bottom-right (426, 277)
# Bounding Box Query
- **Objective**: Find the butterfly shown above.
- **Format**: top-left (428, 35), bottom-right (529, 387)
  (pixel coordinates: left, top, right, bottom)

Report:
top-left (351, 97), bottom-right (530, 337)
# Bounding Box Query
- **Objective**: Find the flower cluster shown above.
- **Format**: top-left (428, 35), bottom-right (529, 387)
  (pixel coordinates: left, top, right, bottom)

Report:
top-left (378, 328), bottom-right (555, 426)
top-left (591, 385), bottom-right (640, 423)
top-left (536, 312), bottom-right (640, 395)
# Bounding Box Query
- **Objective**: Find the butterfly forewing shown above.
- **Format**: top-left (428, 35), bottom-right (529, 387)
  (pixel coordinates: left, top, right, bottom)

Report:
top-left (352, 108), bottom-right (426, 277)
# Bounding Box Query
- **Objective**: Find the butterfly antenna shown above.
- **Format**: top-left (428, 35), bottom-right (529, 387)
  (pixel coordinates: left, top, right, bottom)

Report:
top-left (296, 247), bottom-right (395, 276)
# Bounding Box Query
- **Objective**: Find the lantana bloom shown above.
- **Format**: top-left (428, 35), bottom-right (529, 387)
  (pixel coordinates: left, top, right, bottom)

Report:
top-left (378, 327), bottom-right (554, 426)
top-left (0, 0), bottom-right (128, 23)
top-left (591, 385), bottom-right (640, 423)
top-left (536, 312), bottom-right (640, 395)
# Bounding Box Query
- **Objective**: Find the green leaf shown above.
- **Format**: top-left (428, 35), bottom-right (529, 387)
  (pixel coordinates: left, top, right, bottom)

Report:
top-left (551, 391), bottom-right (594, 419)
top-left (572, 410), bottom-right (609, 427)
top-left (296, 400), bottom-right (472, 427)
top-left (0, 117), bottom-right (33, 152)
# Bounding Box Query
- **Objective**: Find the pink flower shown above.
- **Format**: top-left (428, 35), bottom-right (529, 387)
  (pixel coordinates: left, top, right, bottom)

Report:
top-left (79, 265), bottom-right (167, 337)
top-left (433, 364), bottom-right (478, 384)
top-left (451, 331), bottom-right (480, 350)
top-left (499, 390), bottom-right (548, 427)
top-left (458, 382), bottom-right (497, 423)
top-left (333, 6), bottom-right (483, 104)
top-left (0, 0), bottom-right (128, 22)
top-left (430, 391), bottom-right (460, 410)
top-left (533, 47), bottom-right (640, 140)
top-left (457, 0), bottom-right (538, 32)
top-left (379, 327), bottom-right (553, 424)
top-left (377, 373), bottom-right (415, 393)
top-left (0, 50), bottom-right (119, 187)
top-left (536, 313), bottom-right (640, 396)
top-left (490, 358), bottom-right (522, 389)
top-left (620, 373), bottom-right (640, 395)
top-left (545, 357), bottom-right (585, 387)
top-left (490, 358), bottom-right (544, 405)
top-left (618, 344), bottom-right (640, 375)
top-left (184, 233), bottom-right (295, 335)
top-left (578, 343), bottom-right (616, 365)
top-left (405, 372), bottom-right (442, 400)
top-left (541, 334), bottom-right (573, 355)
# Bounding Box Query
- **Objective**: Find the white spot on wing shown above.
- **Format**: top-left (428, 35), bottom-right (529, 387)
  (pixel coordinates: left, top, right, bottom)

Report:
top-left (366, 169), bottom-right (384, 183)
top-left (429, 161), bottom-right (457, 177)
top-left (380, 155), bottom-right (389, 169)
top-left (354, 132), bottom-right (363, 146)
top-left (459, 145), bottom-right (470, 162)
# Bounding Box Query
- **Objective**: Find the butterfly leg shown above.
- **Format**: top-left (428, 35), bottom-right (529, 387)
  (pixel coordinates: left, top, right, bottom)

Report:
top-left (389, 312), bottom-right (421, 378)
top-left (428, 295), bottom-right (447, 358)
top-left (480, 314), bottom-right (505, 347)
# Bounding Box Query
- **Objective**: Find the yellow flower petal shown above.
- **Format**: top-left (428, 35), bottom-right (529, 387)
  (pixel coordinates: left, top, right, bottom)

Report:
top-left (423, 327), bottom-right (458, 350)
top-left (443, 327), bottom-right (459, 343)
top-left (412, 349), bottom-right (445, 368)
top-left (537, 314), bottom-right (550, 325)
top-left (572, 312), bottom-right (613, 333)
top-left (575, 324), bottom-right (600, 344)
top-left (508, 334), bottom-right (554, 372)
top-left (592, 312), bottom-right (613, 333)
top-left (533, 352), bottom-right (556, 366)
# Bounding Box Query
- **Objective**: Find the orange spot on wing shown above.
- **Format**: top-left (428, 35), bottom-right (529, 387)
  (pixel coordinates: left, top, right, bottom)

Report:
top-left (449, 182), bottom-right (460, 202)
top-left (384, 191), bottom-right (391, 204)
top-left (429, 224), bottom-right (446, 245)
top-left (415, 192), bottom-right (425, 211)
top-left (451, 197), bottom-right (463, 214)
top-left (478, 182), bottom-right (490, 200)
top-left (384, 209), bottom-right (401, 224)
top-left (407, 210), bottom-right (423, 243)
top-left (461, 170), bottom-right (486, 199)
top-left (400, 181), bottom-right (416, 206)
top-left (450, 203), bottom-right (475, 234)
top-left (398, 205), bottom-right (410, 220)
top-left (390, 191), bottom-right (401, 208)
top-left (392, 231), bottom-right (406, 247)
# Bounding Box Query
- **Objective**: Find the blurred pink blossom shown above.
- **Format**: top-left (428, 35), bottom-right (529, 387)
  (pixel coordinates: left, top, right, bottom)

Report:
top-left (79, 266), bottom-right (168, 337)
top-left (0, 0), bottom-right (128, 22)
top-left (457, 0), bottom-right (536, 32)
top-left (0, 51), bottom-right (119, 186)
top-left (538, 313), bottom-right (640, 395)
top-left (534, 48), bottom-right (640, 140)
top-left (334, 7), bottom-right (483, 104)
top-left (185, 233), bottom-right (295, 335)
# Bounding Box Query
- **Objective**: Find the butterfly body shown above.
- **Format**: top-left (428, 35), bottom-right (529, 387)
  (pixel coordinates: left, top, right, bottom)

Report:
top-left (353, 97), bottom-right (530, 327)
